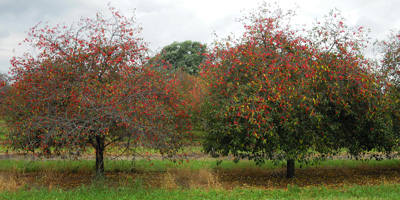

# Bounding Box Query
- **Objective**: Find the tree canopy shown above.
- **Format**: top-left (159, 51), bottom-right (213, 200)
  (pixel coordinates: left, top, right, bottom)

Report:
top-left (378, 30), bottom-right (400, 86)
top-left (2, 6), bottom-right (192, 176)
top-left (201, 3), bottom-right (396, 178)
top-left (154, 40), bottom-right (207, 75)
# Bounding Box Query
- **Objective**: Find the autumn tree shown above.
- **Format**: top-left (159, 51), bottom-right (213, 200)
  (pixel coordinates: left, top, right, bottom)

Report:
top-left (0, 73), bottom-right (9, 102)
top-left (147, 41), bottom-right (209, 131)
top-left (1, 6), bottom-right (191, 176)
top-left (377, 30), bottom-right (400, 86)
top-left (202, 3), bottom-right (395, 178)
top-left (306, 9), bottom-right (395, 157)
top-left (376, 30), bottom-right (400, 144)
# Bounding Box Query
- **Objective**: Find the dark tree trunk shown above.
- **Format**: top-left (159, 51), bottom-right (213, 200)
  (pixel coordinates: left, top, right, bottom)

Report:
top-left (95, 135), bottom-right (105, 177)
top-left (286, 159), bottom-right (295, 179)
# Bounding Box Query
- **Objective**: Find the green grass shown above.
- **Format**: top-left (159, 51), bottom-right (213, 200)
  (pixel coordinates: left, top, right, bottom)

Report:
top-left (1, 126), bottom-right (400, 199)
top-left (1, 182), bottom-right (400, 200)
top-left (0, 159), bottom-right (93, 173)
top-left (0, 157), bottom-right (399, 174)
top-left (1, 156), bottom-right (400, 199)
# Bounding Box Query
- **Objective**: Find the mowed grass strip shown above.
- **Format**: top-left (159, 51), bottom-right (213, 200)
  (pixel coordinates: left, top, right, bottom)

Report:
top-left (1, 183), bottom-right (400, 200)
top-left (1, 157), bottom-right (400, 173)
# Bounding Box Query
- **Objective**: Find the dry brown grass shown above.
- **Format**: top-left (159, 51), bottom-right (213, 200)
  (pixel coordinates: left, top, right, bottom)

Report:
top-left (35, 167), bottom-right (63, 190)
top-left (217, 164), bottom-right (400, 190)
top-left (0, 166), bottom-right (94, 192)
top-left (0, 167), bottom-right (27, 192)
top-left (1, 162), bottom-right (400, 191)
top-left (161, 167), bottom-right (220, 190)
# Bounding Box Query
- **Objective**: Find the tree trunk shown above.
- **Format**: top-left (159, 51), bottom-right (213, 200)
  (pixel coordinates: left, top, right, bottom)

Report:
top-left (286, 159), bottom-right (295, 179)
top-left (95, 135), bottom-right (105, 177)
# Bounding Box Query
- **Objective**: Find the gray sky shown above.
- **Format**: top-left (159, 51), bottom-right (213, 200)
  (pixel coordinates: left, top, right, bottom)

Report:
top-left (0, 0), bottom-right (399, 74)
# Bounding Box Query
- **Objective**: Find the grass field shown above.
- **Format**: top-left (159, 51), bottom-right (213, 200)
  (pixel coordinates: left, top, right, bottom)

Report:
top-left (1, 183), bottom-right (400, 200)
top-left (1, 157), bottom-right (400, 199)
top-left (1, 127), bottom-right (400, 199)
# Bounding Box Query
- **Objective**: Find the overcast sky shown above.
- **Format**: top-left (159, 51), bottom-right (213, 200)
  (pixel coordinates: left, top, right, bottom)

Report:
top-left (0, 0), bottom-right (399, 74)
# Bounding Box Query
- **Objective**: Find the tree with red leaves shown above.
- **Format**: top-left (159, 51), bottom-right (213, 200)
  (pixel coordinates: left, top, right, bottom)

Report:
top-left (202, 3), bottom-right (396, 178)
top-left (2, 6), bottom-right (191, 176)
top-left (148, 41), bottom-right (209, 131)
top-left (377, 30), bottom-right (400, 145)
top-left (378, 30), bottom-right (400, 86)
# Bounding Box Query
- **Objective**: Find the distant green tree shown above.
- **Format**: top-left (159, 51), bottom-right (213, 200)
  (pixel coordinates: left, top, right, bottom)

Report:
top-left (158, 41), bottom-right (207, 75)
